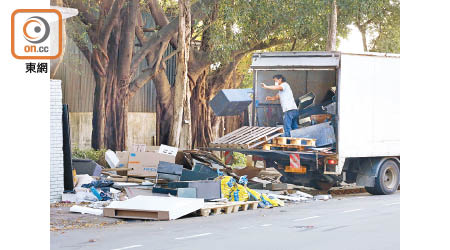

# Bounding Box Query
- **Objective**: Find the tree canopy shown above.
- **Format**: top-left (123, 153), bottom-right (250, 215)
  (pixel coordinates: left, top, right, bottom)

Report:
top-left (339, 0), bottom-right (400, 53)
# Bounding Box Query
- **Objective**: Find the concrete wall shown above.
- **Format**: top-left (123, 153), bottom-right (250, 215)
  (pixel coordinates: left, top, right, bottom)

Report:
top-left (69, 112), bottom-right (157, 150)
top-left (50, 80), bottom-right (64, 202)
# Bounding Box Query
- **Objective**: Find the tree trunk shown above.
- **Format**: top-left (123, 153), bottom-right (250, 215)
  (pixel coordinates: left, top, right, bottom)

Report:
top-left (326, 0), bottom-right (337, 51)
top-left (358, 25), bottom-right (368, 52)
top-left (190, 69), bottom-right (211, 148)
top-left (169, 0), bottom-right (191, 148)
top-left (92, 74), bottom-right (107, 149)
top-left (91, 0), bottom-right (138, 151)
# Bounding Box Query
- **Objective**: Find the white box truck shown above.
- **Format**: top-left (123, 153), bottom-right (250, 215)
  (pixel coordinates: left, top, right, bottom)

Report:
top-left (210, 51), bottom-right (400, 195)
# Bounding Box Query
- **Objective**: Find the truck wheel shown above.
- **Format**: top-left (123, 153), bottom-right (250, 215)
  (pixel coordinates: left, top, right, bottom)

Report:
top-left (367, 160), bottom-right (400, 195)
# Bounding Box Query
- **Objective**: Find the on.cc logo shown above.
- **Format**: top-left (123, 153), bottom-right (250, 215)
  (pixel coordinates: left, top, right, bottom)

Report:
top-left (23, 16), bottom-right (50, 44)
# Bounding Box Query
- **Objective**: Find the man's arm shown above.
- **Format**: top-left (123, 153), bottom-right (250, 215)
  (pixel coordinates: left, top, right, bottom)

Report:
top-left (266, 94), bottom-right (280, 101)
top-left (261, 83), bottom-right (283, 91)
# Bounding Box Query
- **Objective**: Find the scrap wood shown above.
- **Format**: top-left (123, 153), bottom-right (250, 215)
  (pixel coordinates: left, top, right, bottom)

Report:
top-left (128, 177), bottom-right (145, 183)
top-left (183, 150), bottom-right (228, 168)
top-left (102, 168), bottom-right (132, 172)
top-left (232, 166), bottom-right (263, 179)
top-left (102, 172), bottom-right (123, 178)
top-left (108, 177), bottom-right (128, 182)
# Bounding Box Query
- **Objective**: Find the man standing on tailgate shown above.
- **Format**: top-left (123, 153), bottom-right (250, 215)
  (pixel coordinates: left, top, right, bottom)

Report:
top-left (260, 74), bottom-right (299, 137)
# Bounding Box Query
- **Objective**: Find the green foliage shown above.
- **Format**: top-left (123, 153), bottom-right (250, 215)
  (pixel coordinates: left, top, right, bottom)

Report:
top-left (72, 147), bottom-right (108, 167)
top-left (65, 15), bottom-right (91, 52)
top-left (339, 0), bottom-right (400, 53)
top-left (232, 152), bottom-right (246, 167)
top-left (207, 0), bottom-right (357, 89)
top-left (159, 0), bottom-right (178, 18)
top-left (369, 0), bottom-right (400, 53)
top-left (207, 0), bottom-right (335, 65)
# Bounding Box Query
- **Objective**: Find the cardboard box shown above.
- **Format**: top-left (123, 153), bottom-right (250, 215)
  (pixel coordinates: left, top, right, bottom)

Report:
top-left (128, 152), bottom-right (176, 177)
top-left (116, 151), bottom-right (129, 168)
top-left (116, 151), bottom-right (130, 176)
top-left (146, 146), bottom-right (160, 152)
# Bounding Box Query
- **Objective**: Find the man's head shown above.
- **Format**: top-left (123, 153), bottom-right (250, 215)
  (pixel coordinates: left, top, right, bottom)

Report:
top-left (273, 74), bottom-right (286, 85)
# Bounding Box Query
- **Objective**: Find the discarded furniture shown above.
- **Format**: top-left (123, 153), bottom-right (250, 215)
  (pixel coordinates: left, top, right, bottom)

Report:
top-left (209, 89), bottom-right (252, 116)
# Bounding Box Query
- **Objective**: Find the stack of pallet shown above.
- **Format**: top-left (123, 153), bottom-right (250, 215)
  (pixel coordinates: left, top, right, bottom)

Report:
top-left (262, 137), bottom-right (316, 151)
top-left (210, 126), bottom-right (318, 152)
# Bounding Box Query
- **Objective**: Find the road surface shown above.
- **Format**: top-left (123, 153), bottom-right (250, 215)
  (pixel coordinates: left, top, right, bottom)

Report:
top-left (51, 192), bottom-right (400, 250)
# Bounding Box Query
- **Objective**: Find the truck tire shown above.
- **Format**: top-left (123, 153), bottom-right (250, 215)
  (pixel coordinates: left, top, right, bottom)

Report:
top-left (366, 159), bottom-right (400, 195)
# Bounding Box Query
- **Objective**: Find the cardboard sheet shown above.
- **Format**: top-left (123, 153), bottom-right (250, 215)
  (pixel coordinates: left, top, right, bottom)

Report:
top-left (104, 195), bottom-right (204, 220)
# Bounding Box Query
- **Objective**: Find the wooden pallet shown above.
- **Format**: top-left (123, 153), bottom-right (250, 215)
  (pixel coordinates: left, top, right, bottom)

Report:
top-left (210, 126), bottom-right (284, 149)
top-left (199, 201), bottom-right (259, 217)
top-left (273, 137), bottom-right (316, 147)
top-left (262, 144), bottom-right (307, 151)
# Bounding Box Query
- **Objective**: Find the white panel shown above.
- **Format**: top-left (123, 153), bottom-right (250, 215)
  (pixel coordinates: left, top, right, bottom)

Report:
top-left (107, 195), bottom-right (204, 220)
top-left (338, 54), bottom-right (400, 166)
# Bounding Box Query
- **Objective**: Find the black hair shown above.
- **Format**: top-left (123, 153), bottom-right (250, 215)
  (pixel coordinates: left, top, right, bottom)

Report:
top-left (273, 74), bottom-right (286, 82)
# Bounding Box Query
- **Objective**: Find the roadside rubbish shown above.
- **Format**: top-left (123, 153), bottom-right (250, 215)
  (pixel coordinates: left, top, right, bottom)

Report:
top-left (267, 193), bottom-right (309, 202)
top-left (62, 144), bottom-right (337, 223)
top-left (72, 158), bottom-right (102, 176)
top-left (74, 191), bottom-right (98, 202)
top-left (295, 190), bottom-right (314, 199)
top-left (158, 144), bottom-right (178, 156)
top-left (124, 186), bottom-right (153, 199)
top-left (70, 205), bottom-right (103, 216)
top-left (90, 186), bottom-right (111, 201)
top-left (167, 180), bottom-right (221, 200)
top-left (82, 179), bottom-right (114, 188)
top-left (75, 174), bottom-right (95, 188)
top-left (314, 194), bottom-right (332, 201)
top-left (105, 149), bottom-right (120, 168)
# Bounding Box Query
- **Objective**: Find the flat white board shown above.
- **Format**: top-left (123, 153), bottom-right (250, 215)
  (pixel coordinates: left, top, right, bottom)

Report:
top-left (106, 195), bottom-right (204, 220)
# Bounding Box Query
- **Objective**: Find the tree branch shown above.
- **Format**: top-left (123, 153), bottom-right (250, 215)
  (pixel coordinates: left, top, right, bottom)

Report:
top-left (117, 0), bottom-right (139, 87)
top-left (131, 0), bottom-right (218, 76)
top-left (208, 37), bottom-right (291, 94)
top-left (129, 40), bottom-right (170, 95)
top-left (100, 0), bottom-right (125, 49)
top-left (147, 0), bottom-right (177, 48)
top-left (66, 0), bottom-right (97, 28)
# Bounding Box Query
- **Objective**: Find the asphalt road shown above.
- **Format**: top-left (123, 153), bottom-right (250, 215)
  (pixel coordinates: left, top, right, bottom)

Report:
top-left (51, 192), bottom-right (400, 250)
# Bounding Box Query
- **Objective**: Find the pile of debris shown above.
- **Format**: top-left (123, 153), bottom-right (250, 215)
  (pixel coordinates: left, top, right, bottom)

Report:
top-left (63, 144), bottom-right (331, 221)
